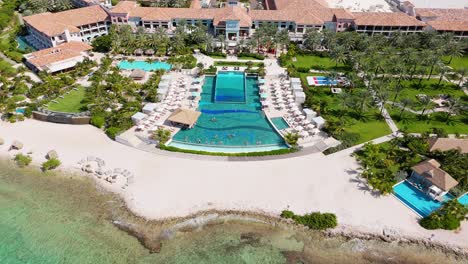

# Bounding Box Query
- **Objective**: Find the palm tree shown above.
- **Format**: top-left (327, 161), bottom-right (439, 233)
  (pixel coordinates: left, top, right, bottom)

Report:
top-left (284, 132), bottom-right (299, 147)
top-left (445, 41), bottom-right (464, 64)
top-left (391, 83), bottom-right (404, 107)
top-left (274, 29), bottom-right (289, 57)
top-left (419, 96), bottom-right (433, 117)
top-left (303, 29), bottom-right (322, 51)
top-left (456, 68), bottom-right (466, 88)
top-left (425, 53), bottom-right (441, 80)
top-left (444, 98), bottom-right (462, 122)
top-left (330, 45), bottom-right (346, 69)
top-left (398, 98), bottom-right (412, 120)
top-left (437, 63), bottom-right (449, 87)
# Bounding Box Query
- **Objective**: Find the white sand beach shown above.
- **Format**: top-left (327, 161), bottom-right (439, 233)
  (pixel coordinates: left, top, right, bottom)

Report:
top-left (327, 0), bottom-right (394, 12)
top-left (0, 119), bottom-right (466, 249)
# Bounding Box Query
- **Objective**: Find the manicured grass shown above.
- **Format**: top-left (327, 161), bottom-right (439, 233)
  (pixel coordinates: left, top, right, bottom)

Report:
top-left (388, 108), bottom-right (468, 134)
top-left (214, 61), bottom-right (264, 67)
top-left (345, 116), bottom-right (392, 144)
top-left (286, 55), bottom-right (349, 71)
top-left (209, 55), bottom-right (226, 59)
top-left (443, 56), bottom-right (468, 71)
top-left (391, 79), bottom-right (465, 111)
top-left (306, 88), bottom-right (391, 144)
top-left (47, 87), bottom-right (87, 113)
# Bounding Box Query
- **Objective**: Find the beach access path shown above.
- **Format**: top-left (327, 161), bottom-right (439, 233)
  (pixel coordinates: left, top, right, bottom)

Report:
top-left (0, 120), bottom-right (466, 249)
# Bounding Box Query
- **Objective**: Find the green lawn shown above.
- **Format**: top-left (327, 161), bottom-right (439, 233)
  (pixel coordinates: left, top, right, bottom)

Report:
top-left (305, 88), bottom-right (391, 145)
top-left (443, 56), bottom-right (468, 71)
top-left (285, 55), bottom-right (350, 71)
top-left (390, 79), bottom-right (465, 111)
top-left (47, 87), bottom-right (87, 113)
top-left (388, 108), bottom-right (468, 134)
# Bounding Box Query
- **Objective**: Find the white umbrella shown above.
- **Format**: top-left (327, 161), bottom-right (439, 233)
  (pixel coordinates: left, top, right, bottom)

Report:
top-left (287, 98), bottom-right (295, 103)
top-left (293, 110), bottom-right (302, 116)
top-left (277, 103), bottom-right (285, 109)
top-left (295, 126), bottom-right (304, 132)
top-left (306, 124), bottom-right (315, 129)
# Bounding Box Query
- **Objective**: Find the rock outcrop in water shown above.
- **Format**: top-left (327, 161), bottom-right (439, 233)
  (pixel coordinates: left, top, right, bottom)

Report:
top-left (112, 220), bottom-right (162, 253)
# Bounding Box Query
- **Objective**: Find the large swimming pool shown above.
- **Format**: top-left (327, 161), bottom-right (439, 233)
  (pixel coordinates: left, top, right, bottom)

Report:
top-left (169, 72), bottom-right (287, 152)
top-left (118, 60), bottom-right (172, 71)
top-left (393, 181), bottom-right (453, 217)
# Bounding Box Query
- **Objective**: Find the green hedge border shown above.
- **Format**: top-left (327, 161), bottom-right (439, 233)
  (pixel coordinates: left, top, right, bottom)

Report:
top-left (160, 144), bottom-right (295, 157)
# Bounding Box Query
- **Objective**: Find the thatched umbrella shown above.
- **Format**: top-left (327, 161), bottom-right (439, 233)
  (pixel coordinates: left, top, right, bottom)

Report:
top-left (10, 140), bottom-right (23, 150)
top-left (134, 49), bottom-right (143, 56)
top-left (0, 137), bottom-right (4, 145)
top-left (145, 49), bottom-right (155, 56)
top-left (47, 150), bottom-right (58, 160)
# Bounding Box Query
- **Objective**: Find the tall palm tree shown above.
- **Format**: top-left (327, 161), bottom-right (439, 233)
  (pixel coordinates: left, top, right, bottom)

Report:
top-left (398, 98), bottom-right (412, 120)
top-left (437, 63), bottom-right (450, 87)
top-left (391, 83), bottom-right (404, 107)
top-left (419, 96), bottom-right (433, 117)
top-left (330, 45), bottom-right (346, 69)
top-left (443, 39), bottom-right (464, 63)
top-left (303, 29), bottom-right (322, 51)
top-left (444, 98), bottom-right (462, 122)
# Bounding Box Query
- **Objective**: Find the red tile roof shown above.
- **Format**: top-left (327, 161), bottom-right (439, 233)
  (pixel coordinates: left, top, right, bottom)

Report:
top-left (24, 5), bottom-right (109, 37)
top-left (25, 41), bottom-right (92, 69)
top-left (352, 12), bottom-right (426, 27)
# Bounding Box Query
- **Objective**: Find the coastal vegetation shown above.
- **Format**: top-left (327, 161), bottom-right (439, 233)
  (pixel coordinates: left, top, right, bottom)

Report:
top-left (14, 153), bottom-right (32, 167)
top-left (420, 200), bottom-right (468, 230)
top-left (42, 158), bottom-right (61, 171)
top-left (159, 144), bottom-right (296, 157)
top-left (152, 128), bottom-right (171, 145)
top-left (280, 210), bottom-right (338, 230)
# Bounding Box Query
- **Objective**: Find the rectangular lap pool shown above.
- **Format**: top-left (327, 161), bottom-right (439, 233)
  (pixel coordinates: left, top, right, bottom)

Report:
top-left (393, 181), bottom-right (453, 217)
top-left (271, 117), bottom-right (290, 130)
top-left (118, 60), bottom-right (172, 71)
top-left (170, 72), bottom-right (287, 152)
top-left (214, 71), bottom-right (246, 103)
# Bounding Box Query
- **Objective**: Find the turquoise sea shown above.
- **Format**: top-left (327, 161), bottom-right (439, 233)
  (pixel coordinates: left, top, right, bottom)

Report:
top-left (0, 160), bottom-right (465, 264)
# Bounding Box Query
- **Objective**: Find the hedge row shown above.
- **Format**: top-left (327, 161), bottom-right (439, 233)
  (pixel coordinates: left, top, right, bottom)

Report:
top-left (159, 144), bottom-right (295, 157)
top-left (237, 52), bottom-right (265, 60)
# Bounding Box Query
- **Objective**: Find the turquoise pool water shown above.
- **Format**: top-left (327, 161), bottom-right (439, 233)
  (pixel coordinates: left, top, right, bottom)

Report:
top-left (15, 36), bottom-right (36, 52)
top-left (271, 117), bottom-right (289, 130)
top-left (118, 60), bottom-right (172, 71)
top-left (393, 181), bottom-right (453, 217)
top-left (170, 73), bottom-right (287, 151)
top-left (458, 193), bottom-right (468, 206)
top-left (214, 71), bottom-right (245, 103)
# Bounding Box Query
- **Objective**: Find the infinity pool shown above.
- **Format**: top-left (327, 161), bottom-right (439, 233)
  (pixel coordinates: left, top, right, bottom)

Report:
top-left (118, 60), bottom-right (172, 71)
top-left (170, 72), bottom-right (287, 152)
top-left (393, 181), bottom-right (453, 217)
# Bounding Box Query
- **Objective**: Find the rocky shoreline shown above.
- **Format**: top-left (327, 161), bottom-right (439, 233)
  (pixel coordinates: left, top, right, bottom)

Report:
top-left (110, 209), bottom-right (468, 260)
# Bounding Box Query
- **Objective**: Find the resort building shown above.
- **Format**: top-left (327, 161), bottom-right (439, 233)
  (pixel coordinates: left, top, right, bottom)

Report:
top-left (415, 8), bottom-right (468, 39)
top-left (351, 12), bottom-right (426, 35)
top-left (428, 138), bottom-right (468, 154)
top-left (410, 159), bottom-right (458, 200)
top-left (23, 0), bottom-right (468, 51)
top-left (23, 41), bottom-right (92, 73)
top-left (23, 5), bottom-right (111, 50)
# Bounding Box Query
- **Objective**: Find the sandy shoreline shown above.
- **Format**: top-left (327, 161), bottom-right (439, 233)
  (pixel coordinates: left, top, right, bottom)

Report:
top-left (0, 119), bottom-right (466, 250)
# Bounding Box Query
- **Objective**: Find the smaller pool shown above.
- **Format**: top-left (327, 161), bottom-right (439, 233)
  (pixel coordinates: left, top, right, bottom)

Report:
top-left (15, 36), bottom-right (36, 52)
top-left (393, 181), bottom-right (453, 217)
top-left (458, 193), bottom-right (468, 206)
top-left (15, 108), bottom-right (25, 114)
top-left (118, 60), bottom-right (172, 71)
top-left (271, 117), bottom-right (290, 130)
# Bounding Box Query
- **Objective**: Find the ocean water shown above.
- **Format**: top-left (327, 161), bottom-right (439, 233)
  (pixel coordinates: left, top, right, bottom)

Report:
top-left (0, 161), bottom-right (465, 264)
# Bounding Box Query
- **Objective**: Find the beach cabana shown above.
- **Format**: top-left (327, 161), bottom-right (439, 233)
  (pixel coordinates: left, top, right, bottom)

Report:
top-left (134, 49), bottom-right (143, 56)
top-left (131, 112), bottom-right (147, 125)
top-left (303, 108), bottom-right (317, 121)
top-left (142, 103), bottom-right (158, 114)
top-left (311, 116), bottom-right (326, 129)
top-left (130, 69), bottom-right (146, 80)
top-left (294, 91), bottom-right (306, 104)
top-left (410, 159), bottom-right (459, 200)
top-left (145, 49), bottom-right (155, 56)
top-left (167, 108), bottom-right (201, 129)
top-left (290, 78), bottom-right (301, 85)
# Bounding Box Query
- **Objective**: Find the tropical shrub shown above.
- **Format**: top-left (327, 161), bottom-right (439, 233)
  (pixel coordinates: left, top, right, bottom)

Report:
top-left (90, 115), bottom-right (106, 129)
top-left (105, 127), bottom-right (121, 140)
top-left (152, 128), bottom-right (171, 145)
top-left (280, 210), bottom-right (338, 230)
top-left (91, 35), bottom-right (112, 52)
top-left (42, 158), bottom-right (61, 171)
top-left (237, 52), bottom-right (265, 60)
top-left (14, 153), bottom-right (32, 167)
top-left (420, 200), bottom-right (467, 230)
top-left (284, 132), bottom-right (299, 147)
